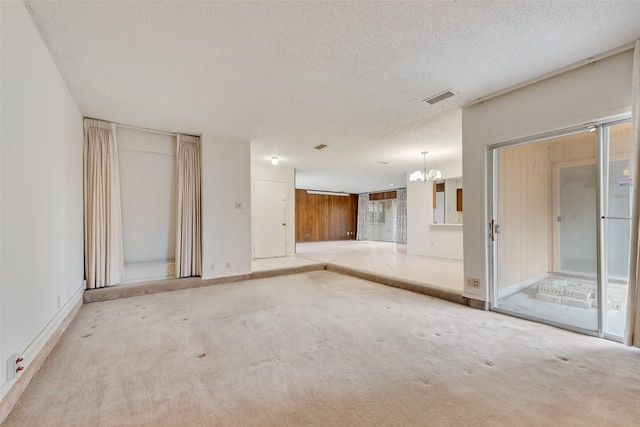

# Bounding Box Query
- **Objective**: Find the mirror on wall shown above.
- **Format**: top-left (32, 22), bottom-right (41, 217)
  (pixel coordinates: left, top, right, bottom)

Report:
top-left (433, 177), bottom-right (463, 224)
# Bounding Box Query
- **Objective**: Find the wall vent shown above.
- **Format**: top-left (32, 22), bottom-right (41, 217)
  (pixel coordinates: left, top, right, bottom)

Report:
top-left (422, 90), bottom-right (456, 105)
top-left (314, 144), bottom-right (328, 150)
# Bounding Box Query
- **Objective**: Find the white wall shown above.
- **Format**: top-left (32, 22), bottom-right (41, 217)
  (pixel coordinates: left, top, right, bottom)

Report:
top-left (117, 127), bottom-right (177, 283)
top-left (1, 1), bottom-right (84, 394)
top-left (202, 137), bottom-right (252, 279)
top-left (407, 160), bottom-right (463, 260)
top-left (461, 49), bottom-right (634, 301)
top-left (250, 162), bottom-right (296, 257)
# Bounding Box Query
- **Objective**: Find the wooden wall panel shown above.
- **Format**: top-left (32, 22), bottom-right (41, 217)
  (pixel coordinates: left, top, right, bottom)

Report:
top-left (295, 190), bottom-right (358, 242)
top-left (497, 126), bottom-right (631, 293)
top-left (496, 131), bottom-right (613, 292)
top-left (497, 140), bottom-right (550, 291)
top-left (369, 191), bottom-right (397, 201)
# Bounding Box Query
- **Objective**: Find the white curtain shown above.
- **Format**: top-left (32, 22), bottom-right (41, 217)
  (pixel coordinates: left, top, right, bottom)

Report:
top-left (625, 40), bottom-right (640, 347)
top-left (83, 119), bottom-right (125, 288)
top-left (356, 193), bottom-right (370, 241)
top-left (396, 188), bottom-right (407, 244)
top-left (175, 134), bottom-right (202, 278)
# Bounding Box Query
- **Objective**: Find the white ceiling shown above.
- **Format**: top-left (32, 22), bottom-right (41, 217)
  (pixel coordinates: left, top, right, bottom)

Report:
top-left (25, 1), bottom-right (640, 194)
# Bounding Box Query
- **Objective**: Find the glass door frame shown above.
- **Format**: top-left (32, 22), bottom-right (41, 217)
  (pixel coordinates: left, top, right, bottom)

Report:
top-left (487, 117), bottom-right (631, 340)
top-left (600, 118), bottom-right (633, 341)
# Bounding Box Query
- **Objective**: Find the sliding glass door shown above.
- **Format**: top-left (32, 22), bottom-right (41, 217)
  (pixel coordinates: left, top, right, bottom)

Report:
top-left (602, 122), bottom-right (633, 337)
top-left (490, 120), bottom-right (632, 339)
top-left (367, 199), bottom-right (397, 242)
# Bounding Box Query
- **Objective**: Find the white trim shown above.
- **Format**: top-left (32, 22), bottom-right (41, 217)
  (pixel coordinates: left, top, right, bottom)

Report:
top-left (0, 284), bottom-right (83, 399)
top-left (465, 43), bottom-right (635, 107)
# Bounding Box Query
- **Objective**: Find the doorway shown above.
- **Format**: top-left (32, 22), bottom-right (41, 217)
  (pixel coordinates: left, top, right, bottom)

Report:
top-left (490, 120), bottom-right (632, 339)
top-left (253, 179), bottom-right (287, 259)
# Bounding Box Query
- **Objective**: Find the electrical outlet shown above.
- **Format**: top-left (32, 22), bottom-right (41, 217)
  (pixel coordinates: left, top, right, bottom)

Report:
top-left (6, 354), bottom-right (21, 381)
top-left (210, 263), bottom-right (215, 270)
top-left (226, 262), bottom-right (231, 269)
top-left (467, 278), bottom-right (480, 289)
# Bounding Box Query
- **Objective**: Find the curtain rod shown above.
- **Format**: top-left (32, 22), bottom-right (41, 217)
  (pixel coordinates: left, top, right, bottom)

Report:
top-left (84, 117), bottom-right (199, 138)
top-left (116, 122), bottom-right (177, 137)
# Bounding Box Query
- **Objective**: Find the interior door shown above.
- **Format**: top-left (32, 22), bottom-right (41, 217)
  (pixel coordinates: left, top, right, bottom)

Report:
top-left (253, 179), bottom-right (287, 259)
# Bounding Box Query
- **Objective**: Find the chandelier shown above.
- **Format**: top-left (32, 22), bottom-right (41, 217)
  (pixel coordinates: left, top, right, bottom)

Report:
top-left (409, 151), bottom-right (442, 182)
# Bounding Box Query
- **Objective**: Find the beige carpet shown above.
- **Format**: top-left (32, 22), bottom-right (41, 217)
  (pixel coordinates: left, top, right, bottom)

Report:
top-left (3, 270), bottom-right (640, 426)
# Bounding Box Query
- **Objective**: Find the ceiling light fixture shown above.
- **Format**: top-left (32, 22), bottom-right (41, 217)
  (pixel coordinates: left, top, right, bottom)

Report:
top-left (271, 156), bottom-right (279, 166)
top-left (409, 151), bottom-right (442, 182)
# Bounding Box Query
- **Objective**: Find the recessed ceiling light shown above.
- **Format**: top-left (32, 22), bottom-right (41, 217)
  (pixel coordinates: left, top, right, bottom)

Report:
top-left (390, 184), bottom-right (395, 187)
top-left (271, 156), bottom-right (279, 166)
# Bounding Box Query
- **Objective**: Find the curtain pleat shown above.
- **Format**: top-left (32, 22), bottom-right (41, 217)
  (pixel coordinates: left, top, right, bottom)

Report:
top-left (356, 193), bottom-right (370, 241)
top-left (83, 119), bottom-right (124, 288)
top-left (175, 134), bottom-right (202, 278)
top-left (624, 40), bottom-right (640, 347)
top-left (396, 188), bottom-right (407, 244)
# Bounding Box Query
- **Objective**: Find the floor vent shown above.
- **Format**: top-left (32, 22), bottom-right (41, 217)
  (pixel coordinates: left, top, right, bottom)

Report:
top-left (314, 144), bottom-right (328, 150)
top-left (423, 90), bottom-right (456, 105)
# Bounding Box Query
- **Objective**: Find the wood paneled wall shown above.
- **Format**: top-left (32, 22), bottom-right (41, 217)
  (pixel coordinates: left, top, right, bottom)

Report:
top-left (497, 131), bottom-right (601, 292)
top-left (497, 140), bottom-right (551, 291)
top-left (369, 191), bottom-right (397, 201)
top-left (295, 190), bottom-right (358, 242)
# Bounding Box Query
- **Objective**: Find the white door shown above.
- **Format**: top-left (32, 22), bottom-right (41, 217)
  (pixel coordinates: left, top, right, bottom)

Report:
top-left (557, 163), bottom-right (598, 275)
top-left (253, 179), bottom-right (287, 259)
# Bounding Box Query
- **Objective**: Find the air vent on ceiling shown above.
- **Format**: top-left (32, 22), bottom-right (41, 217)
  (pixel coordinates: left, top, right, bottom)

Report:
top-left (422, 90), bottom-right (456, 105)
top-left (314, 144), bottom-right (328, 150)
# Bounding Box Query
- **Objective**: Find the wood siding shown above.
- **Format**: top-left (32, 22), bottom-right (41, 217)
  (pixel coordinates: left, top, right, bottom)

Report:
top-left (497, 131), bottom-right (600, 291)
top-left (295, 190), bottom-right (358, 242)
top-left (497, 140), bottom-right (551, 291)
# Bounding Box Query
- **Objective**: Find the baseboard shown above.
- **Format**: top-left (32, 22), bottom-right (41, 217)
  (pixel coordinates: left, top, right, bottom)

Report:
top-left (121, 262), bottom-right (175, 284)
top-left (0, 286), bottom-right (84, 424)
top-left (466, 298), bottom-right (489, 310)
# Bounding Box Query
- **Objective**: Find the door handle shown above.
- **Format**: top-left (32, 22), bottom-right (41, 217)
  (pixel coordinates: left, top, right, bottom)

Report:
top-left (490, 220), bottom-right (500, 241)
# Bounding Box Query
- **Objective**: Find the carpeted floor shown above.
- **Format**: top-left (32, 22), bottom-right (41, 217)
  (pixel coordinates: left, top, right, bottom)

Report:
top-left (3, 270), bottom-right (640, 426)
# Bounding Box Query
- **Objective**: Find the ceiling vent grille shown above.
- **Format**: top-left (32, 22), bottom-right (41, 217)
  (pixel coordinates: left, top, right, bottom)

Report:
top-left (314, 144), bottom-right (328, 150)
top-left (422, 90), bottom-right (456, 105)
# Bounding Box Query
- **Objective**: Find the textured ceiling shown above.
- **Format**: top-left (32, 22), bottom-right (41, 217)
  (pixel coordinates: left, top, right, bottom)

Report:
top-left (25, 1), bottom-right (640, 193)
